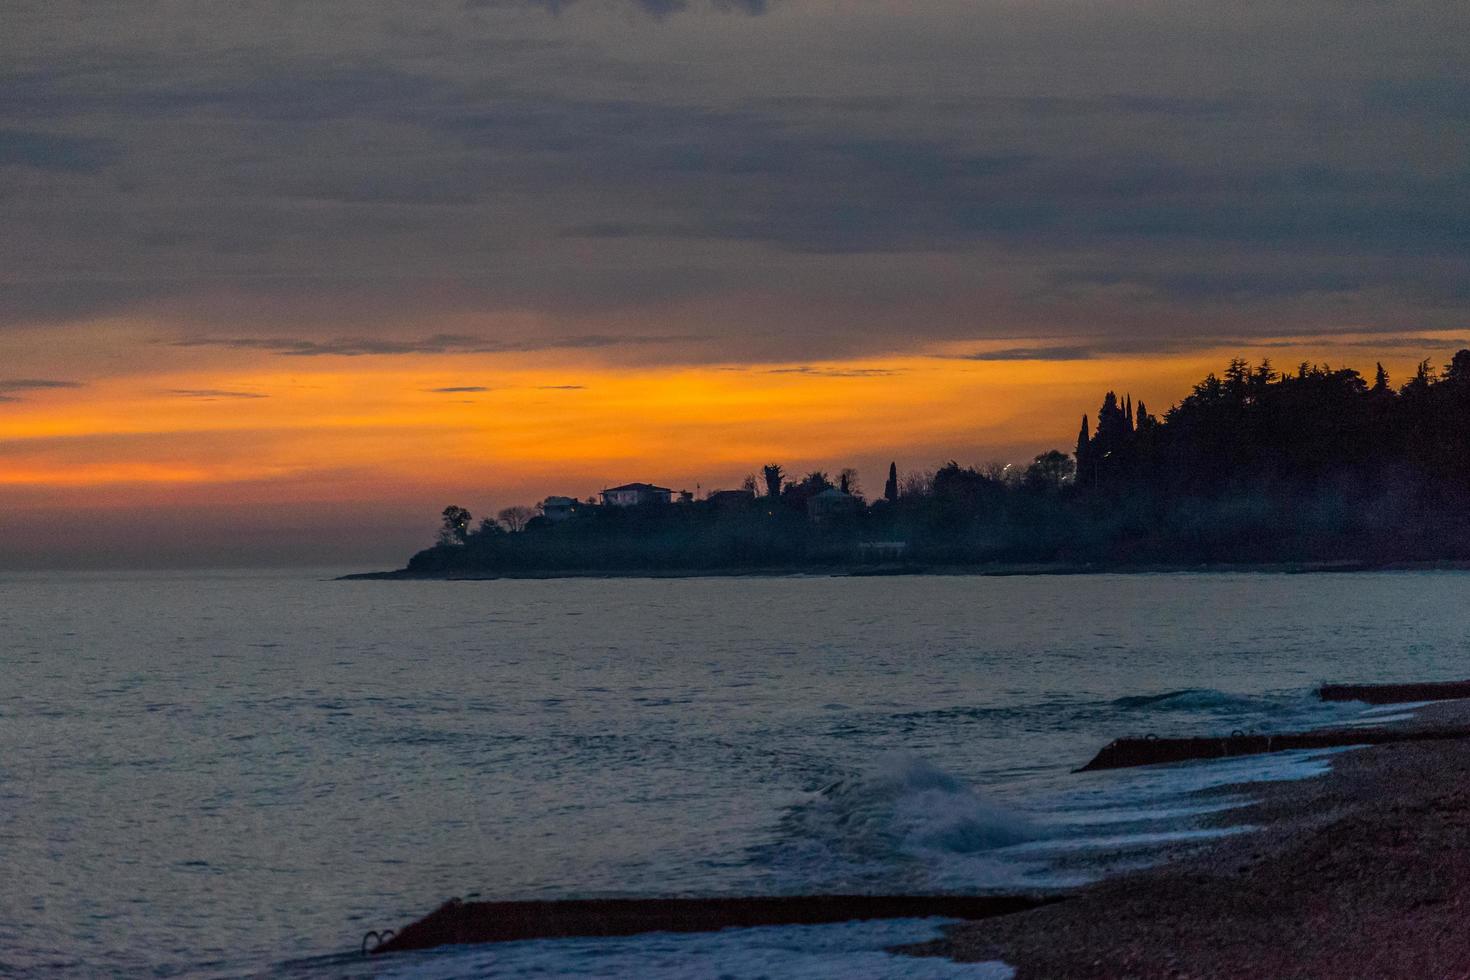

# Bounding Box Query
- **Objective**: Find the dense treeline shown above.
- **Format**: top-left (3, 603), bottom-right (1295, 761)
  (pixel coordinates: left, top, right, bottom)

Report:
top-left (1081, 353), bottom-right (1470, 495)
top-left (403, 352), bottom-right (1470, 574)
top-left (1070, 353), bottom-right (1470, 561)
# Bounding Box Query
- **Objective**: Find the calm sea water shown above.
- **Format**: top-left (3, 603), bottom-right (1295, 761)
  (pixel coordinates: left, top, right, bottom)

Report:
top-left (2, 570), bottom-right (1467, 977)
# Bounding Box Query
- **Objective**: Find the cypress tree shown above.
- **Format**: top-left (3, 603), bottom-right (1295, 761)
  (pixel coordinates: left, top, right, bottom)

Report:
top-left (1075, 415), bottom-right (1090, 469)
top-left (884, 461), bottom-right (899, 503)
top-left (1096, 392), bottom-right (1127, 453)
top-left (1372, 362), bottom-right (1391, 395)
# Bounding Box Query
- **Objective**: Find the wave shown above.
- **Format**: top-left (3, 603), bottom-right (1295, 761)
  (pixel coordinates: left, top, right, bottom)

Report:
top-left (1109, 688), bottom-right (1270, 713)
top-left (874, 757), bottom-right (1035, 855)
top-left (755, 755), bottom-right (1036, 889)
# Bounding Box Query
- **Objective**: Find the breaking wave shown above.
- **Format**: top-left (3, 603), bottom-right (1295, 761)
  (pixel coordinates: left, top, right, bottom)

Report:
top-left (753, 755), bottom-right (1038, 891)
top-left (1110, 688), bottom-right (1264, 712)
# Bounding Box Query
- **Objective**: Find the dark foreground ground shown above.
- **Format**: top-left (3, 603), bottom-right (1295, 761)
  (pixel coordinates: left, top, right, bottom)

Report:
top-left (907, 700), bottom-right (1470, 979)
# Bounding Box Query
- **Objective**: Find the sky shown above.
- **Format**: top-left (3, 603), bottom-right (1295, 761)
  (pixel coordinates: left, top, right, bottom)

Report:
top-left (2, 0), bottom-right (1468, 568)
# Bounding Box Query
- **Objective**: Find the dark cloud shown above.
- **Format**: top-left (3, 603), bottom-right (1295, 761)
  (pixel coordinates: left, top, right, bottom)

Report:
top-left (1006, 94), bottom-right (1255, 121)
top-left (0, 277), bottom-right (193, 326)
top-left (560, 222), bottom-right (671, 239)
top-left (1325, 337), bottom-right (1470, 351)
top-left (170, 333), bottom-right (699, 356)
top-left (0, 379), bottom-right (85, 402)
top-left (1043, 268), bottom-right (1366, 304)
top-left (765, 366), bottom-right (900, 377)
top-left (2, 0), bottom-right (1468, 359)
top-left (171, 334), bottom-right (486, 356)
top-left (0, 378), bottom-right (84, 391)
top-left (0, 128), bottom-right (119, 172)
top-left (535, 384), bottom-right (586, 389)
top-left (1365, 79), bottom-right (1470, 121)
top-left (427, 385), bottom-right (491, 392)
top-left (0, 60), bottom-right (458, 126)
top-left (948, 331), bottom-right (1470, 363)
top-left (954, 347), bottom-right (1100, 362)
top-left (467, 0), bottom-right (770, 18)
top-left (167, 389), bottom-right (269, 399)
top-left (500, 92), bottom-right (1465, 258)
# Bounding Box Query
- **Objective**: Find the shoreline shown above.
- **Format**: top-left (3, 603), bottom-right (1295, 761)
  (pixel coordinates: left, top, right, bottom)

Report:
top-left (359, 689), bottom-right (1468, 969)
top-left (339, 559), bottom-right (1470, 581)
top-left (906, 699), bottom-right (1470, 978)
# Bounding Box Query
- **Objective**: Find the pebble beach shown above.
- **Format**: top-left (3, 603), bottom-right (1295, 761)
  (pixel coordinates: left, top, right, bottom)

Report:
top-left (911, 699), bottom-right (1470, 978)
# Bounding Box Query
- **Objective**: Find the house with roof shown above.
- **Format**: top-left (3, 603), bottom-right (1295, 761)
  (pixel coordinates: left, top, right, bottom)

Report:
top-left (806, 486), bottom-right (863, 523)
top-left (540, 495), bottom-right (580, 522)
top-left (600, 482), bottom-right (674, 507)
top-left (706, 488), bottom-right (756, 508)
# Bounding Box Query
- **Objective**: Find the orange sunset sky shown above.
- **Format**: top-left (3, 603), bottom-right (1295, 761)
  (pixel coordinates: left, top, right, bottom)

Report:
top-left (4, 0), bottom-right (1468, 566)
top-left (3, 328), bottom-right (1464, 568)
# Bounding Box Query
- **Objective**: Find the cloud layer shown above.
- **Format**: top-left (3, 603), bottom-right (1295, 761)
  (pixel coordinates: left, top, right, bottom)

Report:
top-left (1, 0), bottom-right (1466, 370)
top-left (0, 378), bottom-right (83, 402)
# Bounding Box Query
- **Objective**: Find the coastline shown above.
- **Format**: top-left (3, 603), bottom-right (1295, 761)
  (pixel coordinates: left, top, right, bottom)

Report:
top-left (906, 699), bottom-right (1470, 978)
top-left (339, 559), bottom-right (1470, 581)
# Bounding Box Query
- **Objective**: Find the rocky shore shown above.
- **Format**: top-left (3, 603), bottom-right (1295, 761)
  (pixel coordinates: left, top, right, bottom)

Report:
top-left (908, 700), bottom-right (1470, 979)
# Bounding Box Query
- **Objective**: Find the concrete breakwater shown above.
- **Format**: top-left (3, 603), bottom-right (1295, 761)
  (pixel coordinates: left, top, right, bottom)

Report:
top-left (369, 894), bottom-right (1058, 955)
top-left (1076, 725), bottom-right (1470, 771)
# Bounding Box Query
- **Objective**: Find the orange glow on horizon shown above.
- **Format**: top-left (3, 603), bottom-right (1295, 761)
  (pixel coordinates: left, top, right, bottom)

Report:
top-left (1, 336), bottom-right (1462, 517)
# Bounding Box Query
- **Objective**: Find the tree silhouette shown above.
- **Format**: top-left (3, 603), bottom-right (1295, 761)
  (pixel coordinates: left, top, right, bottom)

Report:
top-left (498, 505), bottom-right (537, 532)
top-left (1447, 351), bottom-right (1470, 386)
top-left (884, 462), bottom-right (899, 503)
top-left (439, 505), bottom-right (472, 545)
top-left (1372, 362), bottom-right (1391, 395)
top-left (900, 469), bottom-right (934, 498)
top-left (781, 471), bottom-right (833, 510)
top-left (1023, 450), bottom-right (1075, 492)
top-left (931, 461), bottom-right (998, 518)
top-left (761, 463), bottom-right (784, 499)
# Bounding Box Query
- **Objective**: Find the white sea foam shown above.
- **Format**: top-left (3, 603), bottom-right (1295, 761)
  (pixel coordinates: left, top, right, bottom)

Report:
top-left (879, 755), bottom-right (1036, 855)
top-left (756, 753), bottom-right (1041, 890)
top-left (998, 825), bottom-right (1255, 856)
top-left (761, 742), bottom-right (1349, 895)
top-left (1036, 800), bottom-right (1247, 826)
top-left (1341, 714), bottom-right (1411, 726)
top-left (1360, 701), bottom-right (1435, 714)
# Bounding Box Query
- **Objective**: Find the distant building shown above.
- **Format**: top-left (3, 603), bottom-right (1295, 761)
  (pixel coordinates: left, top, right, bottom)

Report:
top-left (541, 495), bottom-right (579, 523)
top-left (600, 482), bottom-right (674, 507)
top-left (806, 487), bottom-right (862, 523)
top-left (707, 488), bottom-right (756, 508)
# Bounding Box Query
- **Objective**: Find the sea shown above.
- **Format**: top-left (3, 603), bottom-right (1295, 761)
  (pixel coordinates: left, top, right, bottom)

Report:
top-left (3, 570), bottom-right (1467, 978)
